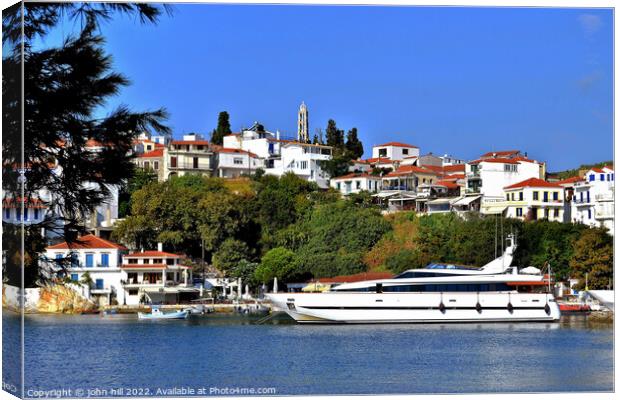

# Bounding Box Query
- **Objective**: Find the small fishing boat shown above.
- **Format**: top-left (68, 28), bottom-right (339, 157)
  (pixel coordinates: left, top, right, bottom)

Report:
top-left (138, 307), bottom-right (189, 320)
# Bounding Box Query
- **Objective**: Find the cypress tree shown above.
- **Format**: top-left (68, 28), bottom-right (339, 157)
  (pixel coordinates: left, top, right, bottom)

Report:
top-left (345, 127), bottom-right (364, 159)
top-left (211, 111), bottom-right (232, 145)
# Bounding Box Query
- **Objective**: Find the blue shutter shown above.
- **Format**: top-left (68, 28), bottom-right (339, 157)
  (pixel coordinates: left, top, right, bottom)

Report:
top-left (16, 208), bottom-right (21, 221)
top-left (95, 279), bottom-right (104, 290)
top-left (24, 209), bottom-right (28, 221)
top-left (4, 208), bottom-right (9, 219)
top-left (71, 274), bottom-right (78, 281)
top-left (34, 209), bottom-right (39, 220)
top-left (600, 174), bottom-right (604, 181)
top-left (85, 254), bottom-right (94, 268)
top-left (101, 254), bottom-right (109, 267)
top-left (589, 174), bottom-right (595, 182)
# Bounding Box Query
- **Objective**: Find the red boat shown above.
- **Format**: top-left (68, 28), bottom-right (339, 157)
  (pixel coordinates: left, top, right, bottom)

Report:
top-left (558, 302), bottom-right (591, 312)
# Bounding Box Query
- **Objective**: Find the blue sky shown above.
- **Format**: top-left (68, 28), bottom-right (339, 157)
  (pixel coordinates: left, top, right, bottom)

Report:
top-left (46, 5), bottom-right (613, 171)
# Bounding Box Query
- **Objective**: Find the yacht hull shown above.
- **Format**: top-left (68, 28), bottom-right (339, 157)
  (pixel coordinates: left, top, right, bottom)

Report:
top-left (267, 292), bottom-right (560, 324)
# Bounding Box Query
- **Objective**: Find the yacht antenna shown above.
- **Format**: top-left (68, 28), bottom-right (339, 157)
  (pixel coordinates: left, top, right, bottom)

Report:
top-left (500, 216), bottom-right (504, 264)
top-left (494, 214), bottom-right (498, 259)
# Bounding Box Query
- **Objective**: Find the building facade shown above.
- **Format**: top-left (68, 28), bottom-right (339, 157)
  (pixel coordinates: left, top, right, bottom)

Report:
top-left (45, 235), bottom-right (127, 306)
top-left (371, 142), bottom-right (420, 161)
top-left (330, 173), bottom-right (382, 195)
top-left (121, 249), bottom-right (198, 306)
top-left (503, 178), bottom-right (564, 222)
top-left (163, 134), bottom-right (214, 179)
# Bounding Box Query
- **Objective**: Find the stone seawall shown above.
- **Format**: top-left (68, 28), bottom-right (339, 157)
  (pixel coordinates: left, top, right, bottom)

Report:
top-left (2, 284), bottom-right (96, 314)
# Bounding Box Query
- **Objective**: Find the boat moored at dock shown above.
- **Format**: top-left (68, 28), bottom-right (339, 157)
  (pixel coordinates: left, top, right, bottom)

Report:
top-left (268, 235), bottom-right (561, 324)
top-left (138, 306), bottom-right (189, 320)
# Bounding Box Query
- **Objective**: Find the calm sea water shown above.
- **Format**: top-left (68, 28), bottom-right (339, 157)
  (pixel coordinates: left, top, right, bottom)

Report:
top-left (2, 312), bottom-right (614, 397)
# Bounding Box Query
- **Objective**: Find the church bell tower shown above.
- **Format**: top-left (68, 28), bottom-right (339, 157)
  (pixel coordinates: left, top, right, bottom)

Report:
top-left (297, 101), bottom-right (309, 143)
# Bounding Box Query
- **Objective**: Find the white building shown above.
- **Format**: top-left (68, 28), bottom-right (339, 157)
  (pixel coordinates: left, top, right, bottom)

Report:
top-left (222, 126), bottom-right (333, 188)
top-left (566, 166), bottom-right (614, 234)
top-left (44, 236), bottom-right (199, 306)
top-left (45, 234), bottom-right (127, 306)
top-left (440, 154), bottom-right (465, 166)
top-left (121, 249), bottom-right (198, 306)
top-left (330, 173), bottom-right (382, 195)
top-left (213, 146), bottom-right (262, 178)
top-left (465, 152), bottom-right (544, 214)
top-left (503, 178), bottom-right (564, 222)
top-left (2, 197), bottom-right (48, 226)
top-left (371, 142), bottom-right (420, 161)
top-left (163, 134), bottom-right (214, 179)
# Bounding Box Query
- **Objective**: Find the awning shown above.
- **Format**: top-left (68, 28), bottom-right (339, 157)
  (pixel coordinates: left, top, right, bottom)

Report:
top-left (453, 195), bottom-right (481, 206)
top-left (372, 192), bottom-right (400, 198)
top-left (427, 198), bottom-right (452, 205)
top-left (481, 205), bottom-right (507, 215)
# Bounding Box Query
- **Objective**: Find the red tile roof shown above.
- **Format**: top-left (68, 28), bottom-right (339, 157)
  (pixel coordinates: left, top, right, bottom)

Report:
top-left (469, 157), bottom-right (520, 165)
top-left (121, 264), bottom-right (167, 269)
top-left (443, 173), bottom-right (465, 180)
top-left (2, 197), bottom-right (46, 209)
top-left (556, 176), bottom-right (584, 185)
top-left (504, 178), bottom-right (561, 190)
top-left (442, 164), bottom-right (466, 172)
top-left (590, 165), bottom-right (613, 173)
top-left (316, 271), bottom-right (394, 284)
top-left (435, 180), bottom-right (460, 189)
top-left (385, 165), bottom-right (437, 177)
top-left (125, 250), bottom-right (181, 258)
top-left (138, 149), bottom-right (164, 158)
top-left (364, 157), bottom-right (393, 164)
top-left (480, 150), bottom-right (520, 158)
top-left (47, 234), bottom-right (127, 250)
top-left (375, 142), bottom-right (418, 148)
top-left (211, 145), bottom-right (259, 158)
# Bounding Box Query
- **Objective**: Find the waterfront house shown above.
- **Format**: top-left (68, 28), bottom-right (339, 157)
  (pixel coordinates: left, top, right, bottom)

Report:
top-left (330, 173), bottom-right (382, 195)
top-left (45, 235), bottom-right (127, 306)
top-left (121, 246), bottom-right (199, 306)
top-left (503, 178), bottom-right (564, 222)
top-left (562, 166), bottom-right (614, 234)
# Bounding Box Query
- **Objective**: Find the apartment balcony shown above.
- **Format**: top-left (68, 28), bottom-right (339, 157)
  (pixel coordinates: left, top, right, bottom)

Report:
top-left (167, 163), bottom-right (213, 171)
top-left (595, 193), bottom-right (614, 202)
top-left (90, 286), bottom-right (112, 295)
top-left (121, 279), bottom-right (190, 288)
top-left (595, 209), bottom-right (614, 220)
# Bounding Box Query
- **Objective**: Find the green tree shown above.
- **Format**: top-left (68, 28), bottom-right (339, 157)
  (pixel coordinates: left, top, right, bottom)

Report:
top-left (2, 3), bottom-right (170, 286)
top-left (229, 260), bottom-right (260, 288)
top-left (284, 201), bottom-right (391, 280)
top-left (212, 239), bottom-right (254, 275)
top-left (345, 127), bottom-right (364, 159)
top-left (569, 228), bottom-right (613, 289)
top-left (210, 111), bottom-right (232, 145)
top-left (254, 247), bottom-right (297, 283)
top-left (118, 167), bottom-right (157, 217)
top-left (112, 176), bottom-right (230, 256)
top-left (325, 119), bottom-right (345, 149)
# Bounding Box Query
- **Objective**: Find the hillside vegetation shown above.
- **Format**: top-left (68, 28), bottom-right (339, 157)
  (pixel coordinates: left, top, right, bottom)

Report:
top-left (113, 173), bottom-right (613, 290)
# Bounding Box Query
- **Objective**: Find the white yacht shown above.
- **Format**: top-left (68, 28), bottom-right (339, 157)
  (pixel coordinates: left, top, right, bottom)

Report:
top-left (267, 235), bottom-right (561, 323)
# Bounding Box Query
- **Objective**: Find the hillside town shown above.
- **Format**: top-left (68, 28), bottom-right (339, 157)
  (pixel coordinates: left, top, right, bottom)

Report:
top-left (2, 102), bottom-right (614, 310)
